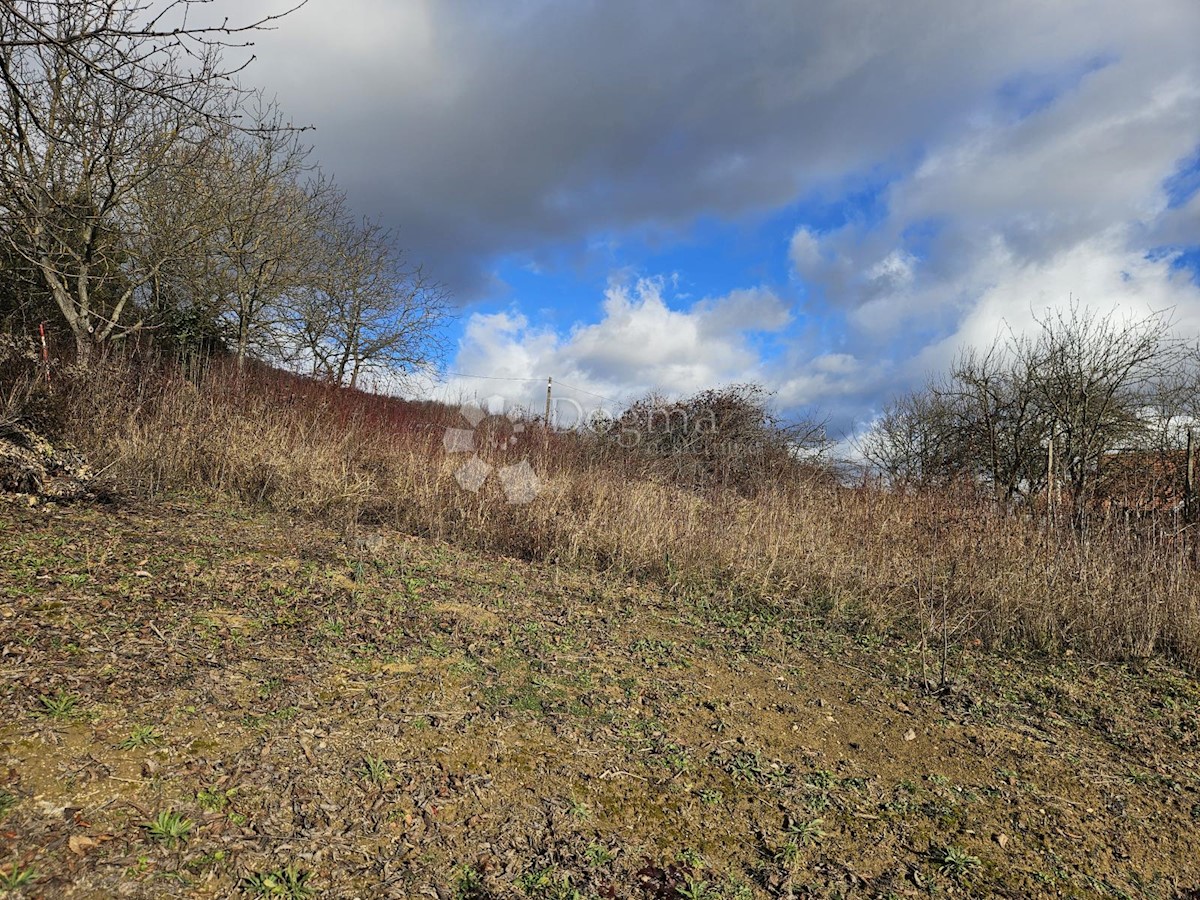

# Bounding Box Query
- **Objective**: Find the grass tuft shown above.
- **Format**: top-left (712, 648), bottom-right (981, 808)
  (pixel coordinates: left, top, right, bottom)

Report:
top-left (36, 690), bottom-right (80, 720)
top-left (243, 865), bottom-right (315, 898)
top-left (144, 810), bottom-right (193, 847)
top-left (117, 725), bottom-right (163, 749)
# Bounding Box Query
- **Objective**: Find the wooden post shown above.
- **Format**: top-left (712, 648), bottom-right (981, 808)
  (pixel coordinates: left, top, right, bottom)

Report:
top-left (1046, 427), bottom-right (1055, 530)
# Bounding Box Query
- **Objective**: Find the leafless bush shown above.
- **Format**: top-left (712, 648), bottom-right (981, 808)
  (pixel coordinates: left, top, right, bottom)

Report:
top-left (862, 304), bottom-right (1196, 526)
top-left (593, 384), bottom-right (830, 495)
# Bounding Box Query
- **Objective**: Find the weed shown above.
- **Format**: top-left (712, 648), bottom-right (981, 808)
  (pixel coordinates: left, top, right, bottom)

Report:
top-left (519, 866), bottom-right (584, 900)
top-left (320, 619), bottom-right (346, 639)
top-left (185, 849), bottom-right (226, 873)
top-left (934, 845), bottom-right (981, 880)
top-left (584, 843), bottom-right (616, 867)
top-left (567, 799), bottom-right (590, 820)
top-left (786, 817), bottom-right (825, 847)
top-left (0, 865), bottom-right (36, 890)
top-left (144, 810), bottom-right (193, 847)
top-left (124, 856), bottom-right (150, 878)
top-left (805, 769), bottom-right (835, 790)
top-left (425, 634), bottom-right (450, 657)
top-left (774, 839), bottom-right (802, 871)
top-left (358, 756), bottom-right (390, 786)
top-left (452, 865), bottom-right (485, 899)
top-left (659, 742), bottom-right (692, 774)
top-left (724, 750), bottom-right (764, 783)
top-left (719, 877), bottom-right (754, 900)
top-left (451, 656), bottom-right (482, 676)
top-left (117, 725), bottom-right (163, 749)
top-left (36, 690), bottom-right (80, 720)
top-left (677, 877), bottom-right (715, 900)
top-left (1126, 769), bottom-right (1175, 788)
top-left (243, 865), bottom-right (315, 898)
top-left (806, 772), bottom-right (835, 816)
top-left (0, 791), bottom-right (15, 821)
top-left (197, 787), bottom-right (235, 812)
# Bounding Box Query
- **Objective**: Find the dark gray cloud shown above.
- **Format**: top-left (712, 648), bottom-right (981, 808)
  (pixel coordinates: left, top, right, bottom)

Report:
top-left (231, 0), bottom-right (1196, 299)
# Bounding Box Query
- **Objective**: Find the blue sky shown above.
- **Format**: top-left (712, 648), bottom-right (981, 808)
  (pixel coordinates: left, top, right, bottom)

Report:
top-left (236, 0), bottom-right (1200, 436)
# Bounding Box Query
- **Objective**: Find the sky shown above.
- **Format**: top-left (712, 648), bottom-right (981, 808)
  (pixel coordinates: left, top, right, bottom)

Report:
top-left (227, 0), bottom-right (1200, 436)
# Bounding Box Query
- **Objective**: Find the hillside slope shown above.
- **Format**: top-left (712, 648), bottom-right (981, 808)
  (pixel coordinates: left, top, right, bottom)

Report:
top-left (1, 498), bottom-right (1198, 898)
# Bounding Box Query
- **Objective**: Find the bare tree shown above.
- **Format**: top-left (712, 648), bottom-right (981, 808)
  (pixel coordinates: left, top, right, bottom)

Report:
top-left (860, 386), bottom-right (967, 490)
top-left (185, 113), bottom-right (330, 368)
top-left (290, 209), bottom-right (451, 389)
top-left (1, 1), bottom-right (303, 116)
top-left (0, 1), bottom-right (305, 363)
top-left (946, 340), bottom-right (1049, 505)
top-left (864, 303), bottom-right (1188, 523)
top-left (1142, 339), bottom-right (1200, 453)
top-left (1018, 304), bottom-right (1179, 515)
top-left (125, 103), bottom-right (451, 378)
top-left (0, 1), bottom-right (308, 363)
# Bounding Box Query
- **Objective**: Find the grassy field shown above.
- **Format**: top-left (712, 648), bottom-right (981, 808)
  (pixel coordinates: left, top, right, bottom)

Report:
top-left (2, 496), bottom-right (1199, 898)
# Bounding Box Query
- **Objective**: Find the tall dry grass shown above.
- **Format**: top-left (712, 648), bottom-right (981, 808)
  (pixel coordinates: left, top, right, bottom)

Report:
top-left (57, 356), bottom-right (1200, 667)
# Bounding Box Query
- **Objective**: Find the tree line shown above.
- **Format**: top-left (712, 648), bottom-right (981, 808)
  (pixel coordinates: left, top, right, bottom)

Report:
top-left (0, 0), bottom-right (449, 385)
top-left (862, 304), bottom-right (1200, 518)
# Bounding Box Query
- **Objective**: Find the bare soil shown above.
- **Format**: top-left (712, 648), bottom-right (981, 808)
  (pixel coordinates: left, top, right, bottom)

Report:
top-left (1, 498), bottom-right (1199, 898)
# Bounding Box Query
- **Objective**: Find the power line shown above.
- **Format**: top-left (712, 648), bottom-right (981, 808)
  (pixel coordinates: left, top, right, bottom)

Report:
top-left (553, 379), bottom-right (621, 404)
top-left (439, 370), bottom-right (546, 384)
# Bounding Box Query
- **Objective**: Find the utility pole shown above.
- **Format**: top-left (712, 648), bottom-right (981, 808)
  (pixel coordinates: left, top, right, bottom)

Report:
top-left (1046, 426), bottom-right (1056, 531)
top-left (544, 377), bottom-right (553, 430)
top-left (1187, 428), bottom-right (1196, 523)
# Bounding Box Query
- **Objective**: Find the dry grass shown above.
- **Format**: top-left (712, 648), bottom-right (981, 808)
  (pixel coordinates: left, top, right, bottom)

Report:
top-left (56, 356), bottom-right (1200, 667)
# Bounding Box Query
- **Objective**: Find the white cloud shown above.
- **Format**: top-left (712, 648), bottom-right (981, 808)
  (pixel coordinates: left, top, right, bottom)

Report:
top-left (428, 277), bottom-right (791, 417)
top-left (907, 231), bottom-right (1200, 376)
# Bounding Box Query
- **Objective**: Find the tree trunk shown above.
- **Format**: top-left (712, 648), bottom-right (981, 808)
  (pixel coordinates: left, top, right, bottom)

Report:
top-left (236, 309), bottom-right (250, 370)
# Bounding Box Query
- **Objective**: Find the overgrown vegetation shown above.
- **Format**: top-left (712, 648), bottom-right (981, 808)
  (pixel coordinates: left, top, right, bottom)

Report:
top-left (2, 3), bottom-right (1196, 674)
top-left (0, 343), bottom-right (1185, 670)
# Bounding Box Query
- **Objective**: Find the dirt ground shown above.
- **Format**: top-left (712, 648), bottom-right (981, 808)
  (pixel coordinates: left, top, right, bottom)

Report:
top-left (1, 497), bottom-right (1199, 899)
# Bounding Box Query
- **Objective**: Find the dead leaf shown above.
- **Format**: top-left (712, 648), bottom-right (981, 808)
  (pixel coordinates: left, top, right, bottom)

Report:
top-left (68, 835), bottom-right (97, 856)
